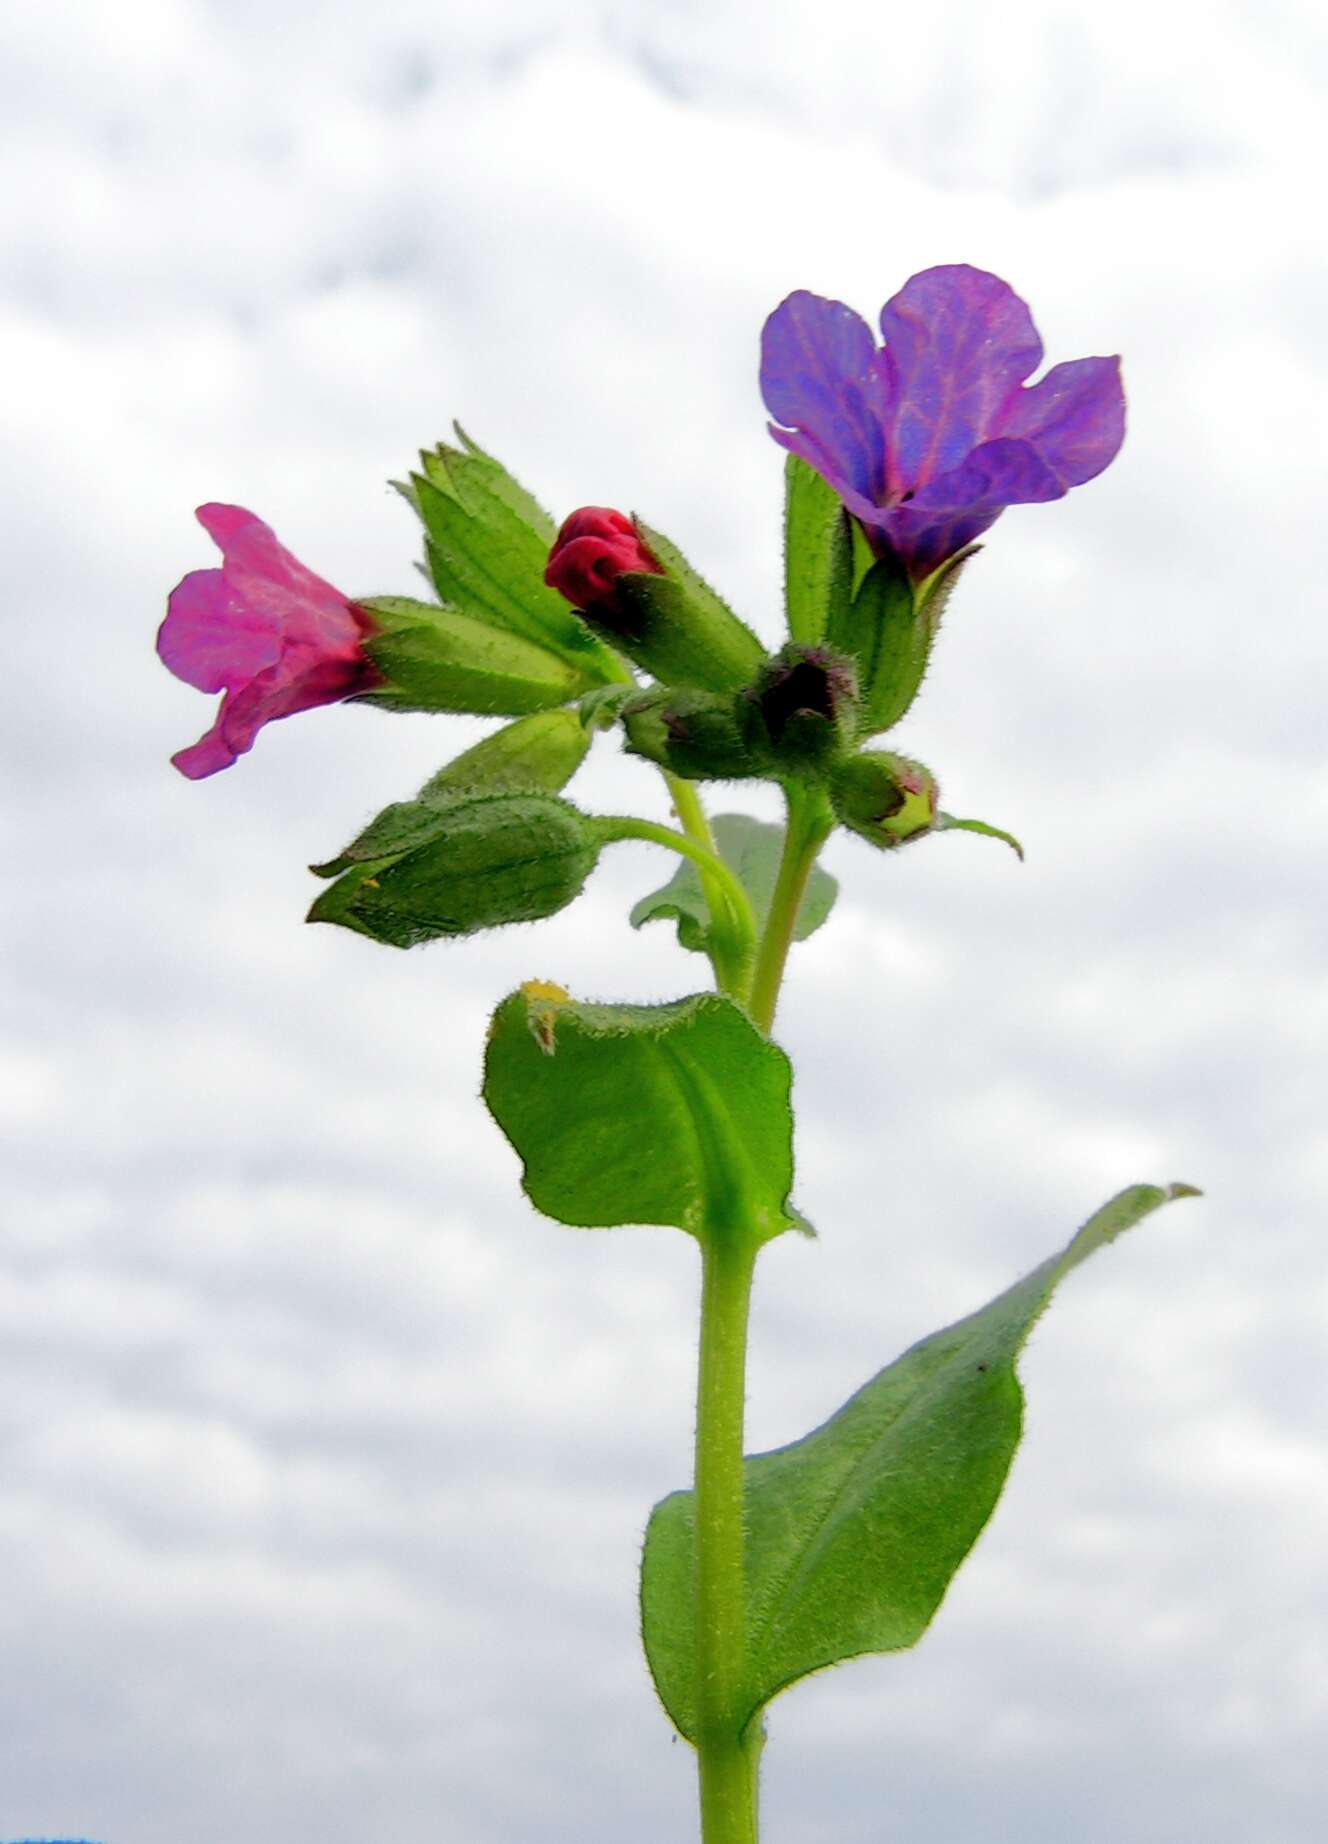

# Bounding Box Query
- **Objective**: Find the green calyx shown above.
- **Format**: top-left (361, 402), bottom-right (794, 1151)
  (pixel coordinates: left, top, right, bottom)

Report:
top-left (830, 751), bottom-right (939, 848)
top-left (357, 596), bottom-right (595, 717)
top-left (737, 642), bottom-right (860, 774)
top-left (578, 521), bottom-right (766, 694)
top-left (620, 687), bottom-right (761, 783)
top-left (397, 428), bottom-right (624, 685)
top-left (418, 709), bottom-right (591, 801)
top-left (307, 789), bottom-right (600, 948)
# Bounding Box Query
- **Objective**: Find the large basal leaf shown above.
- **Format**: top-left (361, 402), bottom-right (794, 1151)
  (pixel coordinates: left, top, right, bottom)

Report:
top-left (641, 1181), bottom-right (1199, 1741)
top-left (630, 813), bottom-right (838, 957)
top-left (483, 987), bottom-right (808, 1243)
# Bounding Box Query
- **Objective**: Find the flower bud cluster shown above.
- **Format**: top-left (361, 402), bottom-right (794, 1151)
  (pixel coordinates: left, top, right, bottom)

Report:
top-left (162, 266), bottom-right (1094, 937)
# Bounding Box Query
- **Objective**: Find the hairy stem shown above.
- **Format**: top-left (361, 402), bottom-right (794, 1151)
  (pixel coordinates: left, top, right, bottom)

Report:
top-left (664, 774), bottom-right (754, 1001)
top-left (746, 784), bottom-right (835, 1035)
top-left (594, 814), bottom-right (758, 1002)
top-left (694, 1231), bottom-right (761, 1844)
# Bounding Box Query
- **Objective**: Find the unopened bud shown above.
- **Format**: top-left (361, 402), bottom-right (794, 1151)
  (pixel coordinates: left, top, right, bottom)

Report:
top-left (308, 791), bottom-right (599, 948)
top-left (830, 751), bottom-right (938, 848)
top-left (620, 687), bottom-right (760, 782)
top-left (546, 510), bottom-right (765, 693)
top-left (544, 507), bottom-right (661, 608)
top-left (739, 644), bottom-right (859, 772)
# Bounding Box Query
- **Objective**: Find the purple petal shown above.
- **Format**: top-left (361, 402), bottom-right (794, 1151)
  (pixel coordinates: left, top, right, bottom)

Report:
top-left (998, 355), bottom-right (1125, 487)
top-left (874, 437), bottom-right (1065, 579)
top-left (760, 291), bottom-right (887, 504)
top-left (876, 266), bottom-right (1043, 493)
top-left (157, 567), bottom-right (282, 693)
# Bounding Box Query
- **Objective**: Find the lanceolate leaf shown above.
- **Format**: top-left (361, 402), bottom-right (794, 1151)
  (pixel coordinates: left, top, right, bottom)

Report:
top-left (630, 813), bottom-right (838, 957)
top-left (397, 436), bottom-right (623, 683)
top-left (640, 1181), bottom-right (1199, 1741)
top-left (483, 988), bottom-right (807, 1243)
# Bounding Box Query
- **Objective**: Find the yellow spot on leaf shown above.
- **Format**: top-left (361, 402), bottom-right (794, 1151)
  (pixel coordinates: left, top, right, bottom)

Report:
top-left (521, 978), bottom-right (572, 1056)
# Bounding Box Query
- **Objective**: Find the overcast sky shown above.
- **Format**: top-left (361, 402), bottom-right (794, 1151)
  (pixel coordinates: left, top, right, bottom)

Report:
top-left (3, 2), bottom-right (1326, 1841)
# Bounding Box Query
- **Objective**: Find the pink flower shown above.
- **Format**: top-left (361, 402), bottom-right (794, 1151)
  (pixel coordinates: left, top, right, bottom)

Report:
top-left (157, 505), bottom-right (380, 779)
top-left (543, 507), bottom-right (661, 611)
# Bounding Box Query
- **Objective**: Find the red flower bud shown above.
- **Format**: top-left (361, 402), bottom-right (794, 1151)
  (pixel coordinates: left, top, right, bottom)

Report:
top-left (544, 507), bottom-right (661, 610)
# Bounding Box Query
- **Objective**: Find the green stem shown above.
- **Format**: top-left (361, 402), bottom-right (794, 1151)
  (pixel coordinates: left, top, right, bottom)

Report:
top-left (694, 1231), bottom-right (760, 1844)
top-left (746, 785), bottom-right (835, 1035)
top-left (664, 775), bottom-right (753, 1001)
top-left (595, 815), bottom-right (758, 1002)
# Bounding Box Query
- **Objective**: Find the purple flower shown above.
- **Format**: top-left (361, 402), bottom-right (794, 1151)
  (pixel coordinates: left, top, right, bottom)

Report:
top-left (157, 504), bottom-right (380, 779)
top-left (760, 265), bottom-right (1125, 580)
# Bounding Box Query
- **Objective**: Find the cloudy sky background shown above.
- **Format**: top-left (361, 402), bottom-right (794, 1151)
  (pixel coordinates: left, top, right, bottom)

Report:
top-left (3, 1), bottom-right (1326, 1839)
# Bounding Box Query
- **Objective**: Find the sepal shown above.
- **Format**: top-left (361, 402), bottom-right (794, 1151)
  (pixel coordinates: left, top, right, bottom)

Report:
top-left (935, 811), bottom-right (1025, 859)
top-left (737, 643), bottom-right (859, 774)
top-left (783, 454), bottom-right (853, 645)
top-left (356, 596), bottom-right (593, 716)
top-left (823, 542), bottom-right (977, 736)
top-left (398, 430), bottom-right (623, 683)
top-left (569, 520), bottom-right (765, 693)
top-left (620, 687), bottom-right (761, 782)
top-left (418, 709), bottom-right (591, 801)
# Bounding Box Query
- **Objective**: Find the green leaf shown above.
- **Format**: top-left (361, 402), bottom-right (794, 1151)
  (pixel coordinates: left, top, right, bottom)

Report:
top-left (783, 455), bottom-right (852, 646)
top-left (483, 988), bottom-right (807, 1243)
top-left (630, 813), bottom-right (837, 957)
top-left (403, 437), bottom-right (623, 684)
top-left (641, 1181), bottom-right (1200, 1741)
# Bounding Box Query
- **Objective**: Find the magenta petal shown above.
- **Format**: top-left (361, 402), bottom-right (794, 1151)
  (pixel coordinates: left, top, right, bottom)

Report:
top-left (157, 567), bottom-right (282, 693)
top-left (877, 265), bottom-right (1044, 492)
top-left (760, 291), bottom-right (887, 504)
top-left (160, 502), bottom-right (371, 780)
top-left (999, 355), bottom-right (1125, 488)
top-left (195, 502), bottom-right (262, 548)
top-left (170, 717), bottom-right (241, 779)
top-left (223, 534), bottom-right (365, 659)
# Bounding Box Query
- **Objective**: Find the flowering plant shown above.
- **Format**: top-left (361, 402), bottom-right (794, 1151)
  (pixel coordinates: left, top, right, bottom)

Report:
top-left (157, 264), bottom-right (1194, 1844)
